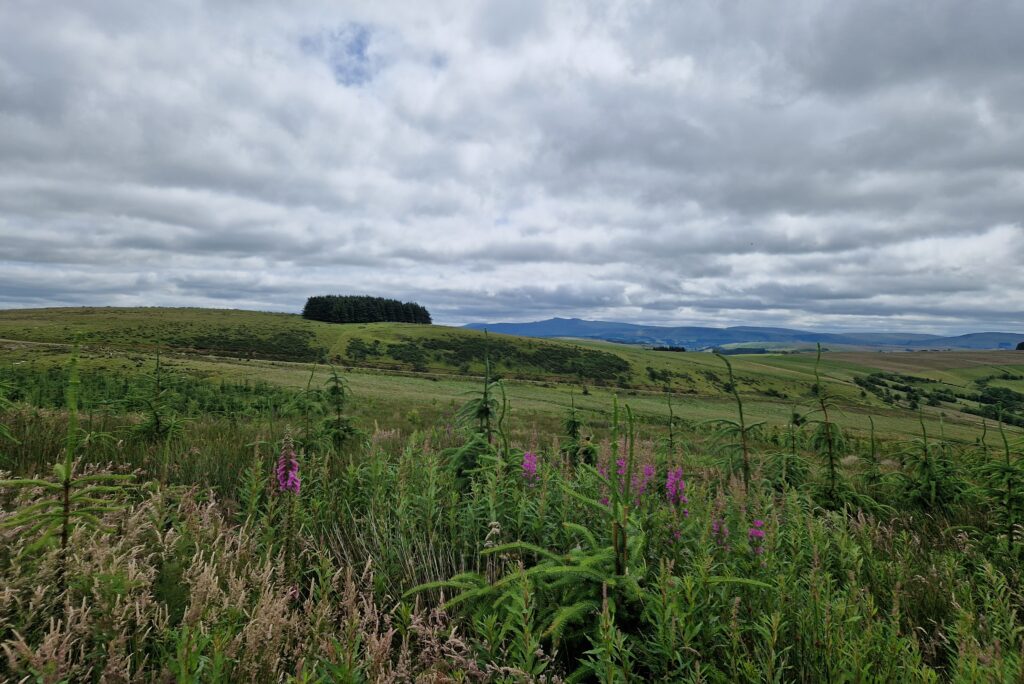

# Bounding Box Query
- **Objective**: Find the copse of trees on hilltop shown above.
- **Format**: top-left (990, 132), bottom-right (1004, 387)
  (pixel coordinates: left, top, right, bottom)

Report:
top-left (1017, 341), bottom-right (1024, 350)
top-left (302, 295), bottom-right (432, 325)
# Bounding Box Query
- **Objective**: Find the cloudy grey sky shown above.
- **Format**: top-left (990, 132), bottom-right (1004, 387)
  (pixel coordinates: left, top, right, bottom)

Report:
top-left (1, 1), bottom-right (1022, 332)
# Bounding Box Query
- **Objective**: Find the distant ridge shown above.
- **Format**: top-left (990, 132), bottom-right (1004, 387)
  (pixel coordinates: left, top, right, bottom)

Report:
top-left (464, 318), bottom-right (1024, 351)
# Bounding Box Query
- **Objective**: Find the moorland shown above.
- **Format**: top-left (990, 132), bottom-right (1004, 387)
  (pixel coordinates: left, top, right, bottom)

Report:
top-left (1, 306), bottom-right (1022, 681)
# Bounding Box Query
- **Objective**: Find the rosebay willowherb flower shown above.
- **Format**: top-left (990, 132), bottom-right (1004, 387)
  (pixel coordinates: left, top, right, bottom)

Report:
top-left (521, 451), bottom-right (539, 482)
top-left (666, 467), bottom-right (688, 505)
top-left (666, 466), bottom-right (690, 519)
top-left (637, 463), bottom-right (655, 496)
top-left (712, 518), bottom-right (730, 551)
top-left (748, 519), bottom-right (766, 555)
top-left (276, 438), bottom-right (301, 494)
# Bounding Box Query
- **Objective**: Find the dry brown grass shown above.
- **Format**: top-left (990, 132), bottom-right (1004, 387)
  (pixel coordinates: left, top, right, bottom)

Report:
top-left (831, 351), bottom-right (1024, 374)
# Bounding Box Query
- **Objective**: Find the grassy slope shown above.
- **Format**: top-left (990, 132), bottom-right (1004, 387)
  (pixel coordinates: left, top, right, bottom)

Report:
top-left (2, 307), bottom-right (1023, 441)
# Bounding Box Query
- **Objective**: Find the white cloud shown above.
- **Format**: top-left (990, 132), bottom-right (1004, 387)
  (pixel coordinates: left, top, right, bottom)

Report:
top-left (0, 0), bottom-right (1022, 333)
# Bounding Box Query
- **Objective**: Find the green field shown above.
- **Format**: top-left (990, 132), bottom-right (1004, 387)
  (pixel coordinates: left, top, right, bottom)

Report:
top-left (2, 307), bottom-right (1022, 443)
top-left (3, 307), bottom-right (1024, 681)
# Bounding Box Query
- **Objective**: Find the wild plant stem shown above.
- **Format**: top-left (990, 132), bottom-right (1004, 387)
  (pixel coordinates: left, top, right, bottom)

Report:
top-left (815, 344), bottom-right (837, 499)
top-left (718, 354), bottom-right (750, 493)
top-left (997, 412), bottom-right (1015, 549)
top-left (619, 405), bottom-right (636, 576)
top-left (304, 363), bottom-right (316, 446)
top-left (59, 344), bottom-right (80, 594)
top-left (666, 395), bottom-right (675, 457)
top-left (284, 492), bottom-right (294, 580)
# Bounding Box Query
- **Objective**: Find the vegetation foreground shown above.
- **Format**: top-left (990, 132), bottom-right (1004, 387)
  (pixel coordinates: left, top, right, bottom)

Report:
top-left (1, 339), bottom-right (1023, 681)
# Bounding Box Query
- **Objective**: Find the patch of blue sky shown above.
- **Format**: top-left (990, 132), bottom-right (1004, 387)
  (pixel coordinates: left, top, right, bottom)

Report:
top-left (300, 23), bottom-right (376, 87)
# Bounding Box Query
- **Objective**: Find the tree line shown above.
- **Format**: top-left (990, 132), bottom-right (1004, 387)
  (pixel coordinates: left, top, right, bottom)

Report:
top-left (302, 295), bottom-right (432, 325)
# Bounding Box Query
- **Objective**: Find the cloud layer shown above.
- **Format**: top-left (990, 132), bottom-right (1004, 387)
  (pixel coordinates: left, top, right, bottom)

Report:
top-left (1, 0), bottom-right (1022, 332)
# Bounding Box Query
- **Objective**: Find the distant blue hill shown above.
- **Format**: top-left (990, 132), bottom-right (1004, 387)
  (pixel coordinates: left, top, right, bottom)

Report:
top-left (463, 318), bottom-right (1024, 351)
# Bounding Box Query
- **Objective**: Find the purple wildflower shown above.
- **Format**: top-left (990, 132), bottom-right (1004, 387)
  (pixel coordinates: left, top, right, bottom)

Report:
top-left (276, 443), bottom-right (301, 494)
top-left (748, 519), bottom-right (765, 540)
top-left (711, 518), bottom-right (730, 548)
top-left (635, 463), bottom-right (655, 501)
top-left (522, 451), bottom-right (539, 482)
top-left (748, 519), bottom-right (766, 555)
top-left (666, 467), bottom-right (689, 506)
top-left (640, 463), bottom-right (655, 488)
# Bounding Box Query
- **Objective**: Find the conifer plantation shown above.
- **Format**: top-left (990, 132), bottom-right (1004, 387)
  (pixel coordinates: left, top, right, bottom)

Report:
top-left (303, 295), bottom-right (432, 325)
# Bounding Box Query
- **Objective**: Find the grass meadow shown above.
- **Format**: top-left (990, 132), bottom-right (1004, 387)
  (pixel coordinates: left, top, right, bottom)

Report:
top-left (1, 308), bottom-right (1023, 681)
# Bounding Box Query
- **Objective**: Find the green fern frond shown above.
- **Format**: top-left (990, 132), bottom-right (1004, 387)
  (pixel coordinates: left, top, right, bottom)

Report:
top-left (544, 600), bottom-right (599, 643)
top-left (443, 585), bottom-right (501, 611)
top-left (562, 522), bottom-right (599, 549)
top-left (558, 482), bottom-right (608, 513)
top-left (404, 572), bottom-right (486, 599)
top-left (0, 478), bottom-right (63, 489)
top-left (481, 542), bottom-right (564, 563)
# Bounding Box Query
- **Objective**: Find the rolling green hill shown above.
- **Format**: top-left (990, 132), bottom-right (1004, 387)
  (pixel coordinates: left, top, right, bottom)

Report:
top-left (2, 306), bottom-right (1023, 441)
top-left (0, 307), bottom-right (632, 383)
top-left (465, 317), bottom-right (1024, 350)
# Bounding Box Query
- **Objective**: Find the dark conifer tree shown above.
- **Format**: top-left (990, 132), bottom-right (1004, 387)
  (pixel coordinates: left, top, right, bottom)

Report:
top-left (302, 295), bottom-right (432, 325)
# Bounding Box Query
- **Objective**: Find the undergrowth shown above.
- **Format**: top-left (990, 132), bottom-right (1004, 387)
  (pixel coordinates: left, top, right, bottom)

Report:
top-left (0, 348), bottom-right (1022, 682)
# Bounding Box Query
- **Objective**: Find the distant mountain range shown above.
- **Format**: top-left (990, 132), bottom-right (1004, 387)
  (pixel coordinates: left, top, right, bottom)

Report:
top-left (464, 318), bottom-right (1024, 351)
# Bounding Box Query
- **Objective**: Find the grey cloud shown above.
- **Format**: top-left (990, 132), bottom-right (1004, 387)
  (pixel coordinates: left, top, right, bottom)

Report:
top-left (0, 0), bottom-right (1022, 333)
top-left (789, 1), bottom-right (1024, 96)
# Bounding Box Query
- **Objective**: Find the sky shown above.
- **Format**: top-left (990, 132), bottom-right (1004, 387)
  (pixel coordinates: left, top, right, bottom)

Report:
top-left (1, 1), bottom-right (1022, 333)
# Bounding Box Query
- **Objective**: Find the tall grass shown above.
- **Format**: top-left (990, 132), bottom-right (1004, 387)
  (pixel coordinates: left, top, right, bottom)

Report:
top-left (1, 348), bottom-right (1023, 681)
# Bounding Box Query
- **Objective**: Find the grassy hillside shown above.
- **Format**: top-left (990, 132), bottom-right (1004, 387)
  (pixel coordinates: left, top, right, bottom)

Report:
top-left (0, 307), bottom-right (631, 383)
top-left (0, 307), bottom-right (329, 360)
top-left (3, 310), bottom-right (1024, 680)
top-left (1, 307), bottom-right (1023, 441)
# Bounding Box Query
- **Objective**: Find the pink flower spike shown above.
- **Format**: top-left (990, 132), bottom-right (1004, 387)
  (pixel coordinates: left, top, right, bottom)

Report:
top-left (521, 452), bottom-right (539, 482)
top-left (276, 443), bottom-right (301, 495)
top-left (666, 467), bottom-right (688, 506)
